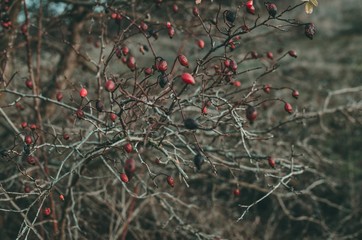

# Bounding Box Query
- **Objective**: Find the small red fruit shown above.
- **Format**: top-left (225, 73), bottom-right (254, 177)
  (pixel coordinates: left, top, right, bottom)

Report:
top-left (224, 59), bottom-right (230, 68)
top-left (29, 124), bottom-right (37, 130)
top-left (202, 105), bottom-right (208, 115)
top-left (21, 122), bottom-right (28, 128)
top-left (181, 73), bottom-right (195, 85)
top-left (168, 27), bottom-right (175, 38)
top-left (79, 88), bottom-right (88, 98)
top-left (268, 156), bottom-right (276, 168)
top-left (76, 109), bottom-right (85, 119)
top-left (127, 56), bottom-right (136, 70)
top-left (197, 39), bottom-right (205, 49)
top-left (120, 173), bottom-right (129, 183)
top-left (105, 80), bottom-right (116, 92)
top-left (178, 54), bottom-right (189, 67)
top-left (172, 4), bottom-right (179, 13)
top-left (140, 22), bottom-right (148, 31)
top-left (193, 6), bottom-right (199, 16)
top-left (233, 188), bottom-right (241, 196)
top-left (166, 21), bottom-right (172, 29)
top-left (24, 185), bottom-right (31, 193)
top-left (266, 51), bottom-right (274, 60)
top-left (266, 3), bottom-right (277, 18)
top-left (292, 90), bottom-right (300, 99)
top-left (246, 0), bottom-right (253, 8)
top-left (246, 5), bottom-right (255, 15)
top-left (246, 105), bottom-right (257, 122)
top-left (110, 113), bottom-right (117, 122)
top-left (43, 208), bottom-right (51, 216)
top-left (121, 46), bottom-right (129, 56)
top-left (124, 143), bottom-right (133, 153)
top-left (124, 158), bottom-right (136, 174)
top-left (111, 13), bottom-right (117, 19)
top-left (284, 102), bottom-right (293, 113)
top-left (167, 176), bottom-right (175, 187)
top-left (157, 59), bottom-right (168, 72)
top-left (59, 194), bottom-right (65, 201)
top-left (144, 67), bottom-right (153, 75)
top-left (25, 79), bottom-right (33, 89)
top-left (24, 135), bottom-right (32, 145)
top-left (288, 50), bottom-right (297, 58)
top-left (63, 133), bottom-right (70, 140)
top-left (233, 81), bottom-right (241, 87)
top-left (56, 92), bottom-right (63, 102)
top-left (230, 60), bottom-right (238, 72)
top-left (26, 156), bottom-right (37, 165)
top-left (263, 84), bottom-right (271, 93)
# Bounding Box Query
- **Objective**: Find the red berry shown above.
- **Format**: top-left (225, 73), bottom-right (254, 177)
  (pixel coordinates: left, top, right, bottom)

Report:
top-left (79, 88), bottom-right (88, 98)
top-left (124, 158), bottom-right (136, 174)
top-left (76, 109), bottom-right (85, 119)
top-left (21, 122), bottom-right (28, 128)
top-left (172, 4), bottom-right (179, 13)
top-left (178, 54), bottom-right (189, 67)
top-left (233, 188), bottom-right (241, 196)
top-left (109, 113), bottom-right (117, 122)
top-left (25, 79), bottom-right (33, 89)
top-left (157, 60), bottom-right (168, 72)
top-left (59, 194), bottom-right (65, 201)
top-left (284, 102), bottom-right (293, 113)
top-left (168, 27), bottom-right (175, 38)
top-left (29, 123), bottom-right (37, 130)
top-left (24, 185), bottom-right (31, 193)
top-left (263, 84), bottom-right (271, 93)
top-left (266, 3), bottom-right (277, 18)
top-left (246, 5), bottom-right (255, 15)
top-left (121, 56), bottom-right (127, 64)
top-left (181, 73), bottom-right (195, 85)
top-left (246, 105), bottom-right (257, 122)
top-left (167, 176), bottom-right (175, 187)
top-left (246, 0), bottom-right (253, 8)
top-left (193, 6), bottom-right (199, 16)
top-left (288, 50), bottom-right (297, 58)
top-left (266, 51), bottom-right (273, 60)
top-left (268, 156), bottom-right (276, 168)
top-left (105, 80), bottom-right (116, 92)
top-left (120, 173), bottom-right (129, 183)
top-left (166, 21), bottom-right (172, 29)
top-left (63, 133), bottom-right (70, 140)
top-left (233, 81), bottom-right (241, 87)
top-left (26, 156), bottom-right (37, 165)
top-left (127, 56), bottom-right (136, 70)
top-left (202, 105), bottom-right (208, 115)
top-left (144, 67), bottom-right (153, 75)
top-left (121, 46), bottom-right (129, 56)
top-left (224, 59), bottom-right (230, 68)
top-left (124, 143), bottom-right (133, 153)
top-left (197, 39), bottom-right (205, 49)
top-left (140, 22), bottom-right (148, 31)
top-left (56, 92), bottom-right (63, 102)
top-left (230, 60), bottom-right (238, 72)
top-left (24, 135), bottom-right (32, 145)
top-left (43, 208), bottom-right (51, 216)
top-left (111, 13), bottom-right (118, 19)
top-left (292, 90), bottom-right (299, 99)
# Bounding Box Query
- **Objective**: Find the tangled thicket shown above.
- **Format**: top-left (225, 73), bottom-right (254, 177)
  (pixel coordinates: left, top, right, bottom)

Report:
top-left (1, 0), bottom-right (361, 239)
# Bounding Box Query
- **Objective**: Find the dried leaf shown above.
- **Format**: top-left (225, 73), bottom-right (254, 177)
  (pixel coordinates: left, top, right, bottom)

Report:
top-left (305, 2), bottom-right (314, 14)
